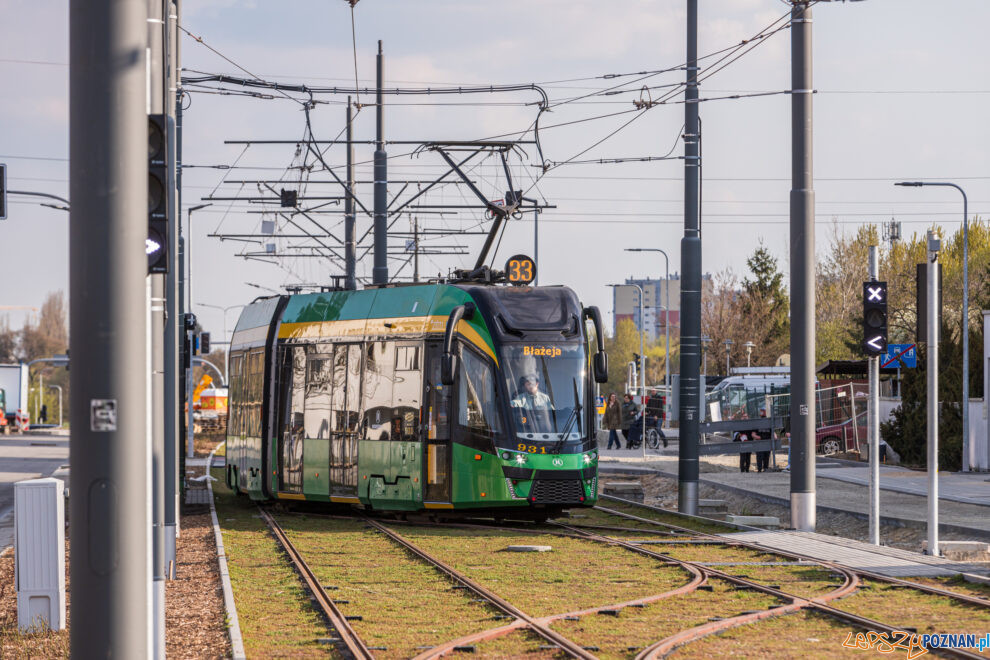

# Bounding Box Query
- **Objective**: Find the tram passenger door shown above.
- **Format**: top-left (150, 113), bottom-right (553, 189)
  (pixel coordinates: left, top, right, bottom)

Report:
top-left (423, 342), bottom-right (451, 502)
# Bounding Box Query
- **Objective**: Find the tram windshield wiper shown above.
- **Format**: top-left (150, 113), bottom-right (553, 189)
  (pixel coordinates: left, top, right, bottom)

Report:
top-left (551, 380), bottom-right (582, 454)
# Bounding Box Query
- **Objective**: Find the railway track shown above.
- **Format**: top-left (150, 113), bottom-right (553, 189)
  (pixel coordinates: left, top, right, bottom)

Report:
top-left (258, 501), bottom-right (987, 659)
top-left (258, 508), bottom-right (374, 660)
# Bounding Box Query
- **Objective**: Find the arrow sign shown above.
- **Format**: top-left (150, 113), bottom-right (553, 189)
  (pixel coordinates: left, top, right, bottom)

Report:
top-left (865, 335), bottom-right (885, 353)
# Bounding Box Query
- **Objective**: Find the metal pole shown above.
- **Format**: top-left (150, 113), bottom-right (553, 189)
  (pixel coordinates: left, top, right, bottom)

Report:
top-left (789, 0), bottom-right (816, 532)
top-left (926, 230), bottom-right (940, 556)
top-left (894, 181), bottom-right (968, 468)
top-left (639, 287), bottom-right (646, 452)
top-left (70, 0), bottom-right (150, 652)
top-left (372, 41), bottom-right (388, 285)
top-left (148, 0), bottom-right (166, 653)
top-left (534, 207), bottom-right (539, 285)
top-left (164, 0), bottom-right (180, 581)
top-left (413, 216), bottom-right (420, 283)
top-left (678, 0), bottom-right (702, 516)
top-left (868, 245), bottom-right (880, 545)
top-left (187, 330), bottom-right (195, 459)
top-left (345, 97), bottom-right (356, 290)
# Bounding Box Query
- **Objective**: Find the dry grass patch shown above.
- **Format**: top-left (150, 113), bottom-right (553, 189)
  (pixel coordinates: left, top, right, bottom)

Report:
top-left (212, 473), bottom-right (329, 658)
top-left (471, 628), bottom-right (569, 658)
top-left (838, 579), bottom-right (990, 649)
top-left (677, 609), bottom-right (863, 659)
top-left (278, 515), bottom-right (504, 659)
top-left (550, 578), bottom-right (783, 659)
top-left (398, 525), bottom-right (692, 618)
top-left (596, 500), bottom-right (736, 535)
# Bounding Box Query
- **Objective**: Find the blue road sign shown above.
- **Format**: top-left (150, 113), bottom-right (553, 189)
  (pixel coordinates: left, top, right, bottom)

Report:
top-left (882, 343), bottom-right (917, 368)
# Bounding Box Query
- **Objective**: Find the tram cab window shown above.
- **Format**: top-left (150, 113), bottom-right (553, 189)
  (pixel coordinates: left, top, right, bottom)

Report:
top-left (501, 342), bottom-right (586, 450)
top-left (457, 347), bottom-right (500, 435)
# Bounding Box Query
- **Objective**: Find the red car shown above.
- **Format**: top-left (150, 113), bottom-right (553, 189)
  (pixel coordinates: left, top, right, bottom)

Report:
top-left (815, 409), bottom-right (866, 455)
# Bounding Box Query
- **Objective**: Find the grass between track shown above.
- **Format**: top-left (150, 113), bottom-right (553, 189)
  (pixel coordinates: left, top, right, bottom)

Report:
top-left (275, 514), bottom-right (507, 659)
top-left (395, 525), bottom-right (691, 618)
top-left (211, 469), bottom-right (330, 658)
top-left (678, 609), bottom-right (869, 659)
top-left (550, 577), bottom-right (783, 659)
top-left (836, 579), bottom-right (990, 654)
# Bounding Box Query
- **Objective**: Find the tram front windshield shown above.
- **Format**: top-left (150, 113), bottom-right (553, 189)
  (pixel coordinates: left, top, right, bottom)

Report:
top-left (501, 343), bottom-right (587, 449)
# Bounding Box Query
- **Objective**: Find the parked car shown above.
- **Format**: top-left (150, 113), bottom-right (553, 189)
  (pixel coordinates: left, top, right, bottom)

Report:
top-left (815, 409), bottom-right (866, 455)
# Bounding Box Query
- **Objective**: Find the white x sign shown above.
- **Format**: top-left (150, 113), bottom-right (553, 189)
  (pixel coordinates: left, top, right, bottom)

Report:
top-left (867, 285), bottom-right (884, 302)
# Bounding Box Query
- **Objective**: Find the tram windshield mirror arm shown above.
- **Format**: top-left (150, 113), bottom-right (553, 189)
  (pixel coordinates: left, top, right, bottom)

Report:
top-left (583, 306), bottom-right (609, 383)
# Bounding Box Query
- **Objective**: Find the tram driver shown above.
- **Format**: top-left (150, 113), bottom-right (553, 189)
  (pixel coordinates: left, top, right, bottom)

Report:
top-left (510, 374), bottom-right (554, 432)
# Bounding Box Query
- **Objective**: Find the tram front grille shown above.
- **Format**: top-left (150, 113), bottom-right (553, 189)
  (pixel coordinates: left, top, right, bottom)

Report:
top-left (530, 479), bottom-right (584, 504)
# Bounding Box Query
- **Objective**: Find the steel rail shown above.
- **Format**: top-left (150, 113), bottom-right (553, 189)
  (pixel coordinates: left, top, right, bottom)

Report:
top-left (597, 499), bottom-right (990, 609)
top-left (589, 505), bottom-right (987, 659)
top-left (363, 518), bottom-right (597, 660)
top-left (258, 509), bottom-right (374, 660)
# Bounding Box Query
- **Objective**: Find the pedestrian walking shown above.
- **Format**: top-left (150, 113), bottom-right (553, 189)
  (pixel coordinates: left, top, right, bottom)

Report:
top-left (733, 411), bottom-right (752, 472)
top-left (620, 394), bottom-right (638, 449)
top-left (603, 393), bottom-right (623, 450)
top-left (755, 409), bottom-right (771, 472)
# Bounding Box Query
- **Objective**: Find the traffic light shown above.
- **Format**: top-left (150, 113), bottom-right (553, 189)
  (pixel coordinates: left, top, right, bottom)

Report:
top-left (862, 280), bottom-right (888, 355)
top-left (147, 114), bottom-right (168, 273)
top-left (632, 353), bottom-right (642, 373)
top-left (200, 332), bottom-right (210, 355)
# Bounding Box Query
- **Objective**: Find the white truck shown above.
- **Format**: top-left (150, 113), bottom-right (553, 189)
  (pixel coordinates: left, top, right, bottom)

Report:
top-left (0, 363), bottom-right (30, 432)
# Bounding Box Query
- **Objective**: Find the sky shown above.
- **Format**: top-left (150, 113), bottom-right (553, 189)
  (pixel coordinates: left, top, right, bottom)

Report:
top-left (2, 0), bottom-right (989, 344)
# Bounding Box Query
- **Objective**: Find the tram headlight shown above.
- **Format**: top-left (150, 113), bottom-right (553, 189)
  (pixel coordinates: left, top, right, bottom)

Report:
top-left (583, 454), bottom-right (592, 464)
top-left (501, 452), bottom-right (511, 460)
top-left (515, 454), bottom-right (527, 464)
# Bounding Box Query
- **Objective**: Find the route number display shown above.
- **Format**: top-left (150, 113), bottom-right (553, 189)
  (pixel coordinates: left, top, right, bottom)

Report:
top-left (505, 254), bottom-right (536, 285)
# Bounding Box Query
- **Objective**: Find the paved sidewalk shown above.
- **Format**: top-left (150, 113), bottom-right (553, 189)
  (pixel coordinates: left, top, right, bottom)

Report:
top-left (817, 464), bottom-right (990, 506)
top-left (0, 432), bottom-right (70, 549)
top-left (598, 453), bottom-right (990, 538)
top-left (722, 529), bottom-right (988, 578)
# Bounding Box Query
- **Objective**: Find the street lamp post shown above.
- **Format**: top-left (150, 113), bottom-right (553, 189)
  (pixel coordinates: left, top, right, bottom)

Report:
top-left (744, 341), bottom-right (755, 368)
top-left (186, 203), bottom-right (212, 312)
top-left (701, 336), bottom-right (711, 378)
top-left (197, 303), bottom-right (245, 379)
top-left (626, 248), bottom-right (671, 427)
top-left (609, 283), bottom-right (647, 449)
top-left (724, 338), bottom-right (734, 376)
top-left (896, 181), bottom-right (970, 469)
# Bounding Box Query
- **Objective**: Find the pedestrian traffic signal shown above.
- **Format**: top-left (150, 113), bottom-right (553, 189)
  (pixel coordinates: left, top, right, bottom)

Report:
top-left (862, 280), bottom-right (888, 355)
top-left (147, 114), bottom-right (168, 274)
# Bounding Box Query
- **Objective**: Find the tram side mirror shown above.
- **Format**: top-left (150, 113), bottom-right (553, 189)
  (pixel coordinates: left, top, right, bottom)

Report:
top-left (593, 351), bottom-right (609, 384)
top-left (441, 353), bottom-right (458, 386)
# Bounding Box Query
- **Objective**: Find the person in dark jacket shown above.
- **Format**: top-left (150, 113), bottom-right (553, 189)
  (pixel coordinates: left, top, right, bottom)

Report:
top-left (733, 411), bottom-right (752, 472)
top-left (620, 394), bottom-right (638, 449)
top-left (755, 409), bottom-right (771, 472)
top-left (602, 393), bottom-right (623, 450)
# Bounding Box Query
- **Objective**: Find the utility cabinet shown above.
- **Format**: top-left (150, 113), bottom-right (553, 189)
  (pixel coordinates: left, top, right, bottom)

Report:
top-left (15, 477), bottom-right (65, 632)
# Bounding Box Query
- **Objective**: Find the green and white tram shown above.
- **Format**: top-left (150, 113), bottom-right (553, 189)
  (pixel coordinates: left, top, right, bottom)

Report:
top-left (225, 259), bottom-right (608, 518)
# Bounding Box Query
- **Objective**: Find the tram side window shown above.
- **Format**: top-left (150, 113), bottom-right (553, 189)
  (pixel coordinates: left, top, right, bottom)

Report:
top-left (304, 347), bottom-right (332, 439)
top-left (248, 350), bottom-right (264, 437)
top-left (392, 344), bottom-right (422, 441)
top-left (361, 341), bottom-right (396, 440)
top-left (229, 352), bottom-right (244, 436)
top-left (458, 347), bottom-right (500, 434)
